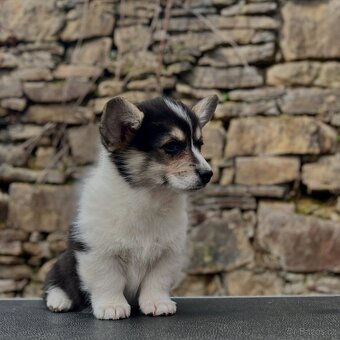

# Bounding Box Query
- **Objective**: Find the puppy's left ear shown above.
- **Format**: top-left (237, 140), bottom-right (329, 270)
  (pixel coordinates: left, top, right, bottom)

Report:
top-left (192, 95), bottom-right (218, 128)
top-left (100, 96), bottom-right (144, 152)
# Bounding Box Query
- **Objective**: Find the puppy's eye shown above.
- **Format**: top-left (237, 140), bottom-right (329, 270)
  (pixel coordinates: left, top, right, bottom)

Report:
top-left (162, 141), bottom-right (184, 155)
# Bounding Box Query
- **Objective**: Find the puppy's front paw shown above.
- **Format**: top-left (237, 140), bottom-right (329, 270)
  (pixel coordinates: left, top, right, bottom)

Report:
top-left (140, 299), bottom-right (176, 316)
top-left (93, 303), bottom-right (131, 320)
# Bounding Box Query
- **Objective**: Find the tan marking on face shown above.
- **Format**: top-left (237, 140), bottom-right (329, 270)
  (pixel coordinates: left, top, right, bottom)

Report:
top-left (159, 127), bottom-right (186, 148)
top-left (171, 127), bottom-right (186, 141)
top-left (164, 150), bottom-right (195, 175)
top-left (195, 126), bottom-right (202, 140)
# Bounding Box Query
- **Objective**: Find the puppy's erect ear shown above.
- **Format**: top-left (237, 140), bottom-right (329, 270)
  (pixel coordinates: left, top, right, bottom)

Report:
top-left (192, 95), bottom-right (218, 127)
top-left (99, 97), bottom-right (144, 152)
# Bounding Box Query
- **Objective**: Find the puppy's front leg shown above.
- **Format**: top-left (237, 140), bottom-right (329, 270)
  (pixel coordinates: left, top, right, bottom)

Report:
top-left (77, 252), bottom-right (130, 320)
top-left (139, 252), bottom-right (181, 316)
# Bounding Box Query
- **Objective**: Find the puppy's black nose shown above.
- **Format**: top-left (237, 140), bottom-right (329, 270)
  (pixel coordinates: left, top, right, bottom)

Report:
top-left (197, 169), bottom-right (213, 184)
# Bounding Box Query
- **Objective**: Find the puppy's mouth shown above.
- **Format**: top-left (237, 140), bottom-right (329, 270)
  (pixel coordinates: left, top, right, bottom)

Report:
top-left (185, 185), bottom-right (205, 192)
top-left (184, 180), bottom-right (208, 191)
top-left (164, 173), bottom-right (209, 192)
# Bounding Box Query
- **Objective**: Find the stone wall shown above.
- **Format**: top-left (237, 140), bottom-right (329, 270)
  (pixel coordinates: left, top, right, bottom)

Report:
top-left (0, 0), bottom-right (339, 297)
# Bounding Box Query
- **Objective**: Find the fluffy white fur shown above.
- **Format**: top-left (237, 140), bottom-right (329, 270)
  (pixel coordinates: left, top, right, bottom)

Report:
top-left (46, 287), bottom-right (73, 312)
top-left (74, 147), bottom-right (188, 319)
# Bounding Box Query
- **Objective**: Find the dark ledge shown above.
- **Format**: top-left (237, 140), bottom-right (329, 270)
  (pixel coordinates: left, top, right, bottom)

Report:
top-left (0, 296), bottom-right (339, 340)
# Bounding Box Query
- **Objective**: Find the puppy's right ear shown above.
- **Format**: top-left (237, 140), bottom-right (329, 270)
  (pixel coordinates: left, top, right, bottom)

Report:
top-left (99, 97), bottom-right (144, 152)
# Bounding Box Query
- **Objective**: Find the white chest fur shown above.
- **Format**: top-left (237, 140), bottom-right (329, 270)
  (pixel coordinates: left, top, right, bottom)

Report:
top-left (75, 150), bottom-right (188, 296)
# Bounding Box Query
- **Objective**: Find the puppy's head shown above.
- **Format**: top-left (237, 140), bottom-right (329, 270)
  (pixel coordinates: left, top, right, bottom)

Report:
top-left (100, 95), bottom-right (218, 191)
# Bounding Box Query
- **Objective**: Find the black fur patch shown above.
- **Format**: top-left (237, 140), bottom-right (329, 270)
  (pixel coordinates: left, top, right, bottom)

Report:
top-left (43, 249), bottom-right (89, 310)
top-left (111, 151), bottom-right (132, 184)
top-left (43, 224), bottom-right (89, 310)
top-left (134, 97), bottom-right (199, 152)
top-left (69, 223), bottom-right (89, 252)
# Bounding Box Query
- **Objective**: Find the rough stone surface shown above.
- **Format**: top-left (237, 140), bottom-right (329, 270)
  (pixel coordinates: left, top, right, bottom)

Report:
top-left (0, 265), bottom-right (32, 280)
top-left (0, 241), bottom-right (22, 256)
top-left (127, 77), bottom-right (175, 91)
top-left (115, 25), bottom-right (151, 54)
top-left (225, 270), bottom-right (283, 295)
top-left (0, 0), bottom-right (65, 43)
top-left (109, 51), bottom-right (159, 79)
top-left (185, 66), bottom-right (263, 89)
top-left (220, 168), bottom-right (234, 186)
top-left (228, 87), bottom-right (285, 102)
top-left (257, 202), bottom-right (340, 272)
top-left (68, 124), bottom-right (100, 165)
top-left (174, 275), bottom-right (225, 296)
top-left (61, 2), bottom-right (114, 41)
top-left (225, 117), bottom-right (337, 157)
top-left (6, 125), bottom-right (43, 141)
top-left (0, 145), bottom-right (28, 167)
top-left (235, 157), bottom-right (300, 185)
top-left (90, 92), bottom-right (158, 113)
top-left (167, 15), bottom-right (278, 32)
top-left (216, 100), bottom-right (278, 120)
top-left (229, 185), bottom-right (287, 199)
top-left (201, 122), bottom-right (225, 160)
top-left (302, 155), bottom-right (340, 192)
top-left (97, 80), bottom-right (123, 97)
top-left (188, 210), bottom-right (255, 274)
top-left (164, 30), bottom-right (275, 57)
top-left (192, 186), bottom-right (257, 210)
top-left (281, 0), bottom-right (340, 60)
top-left (316, 62), bottom-right (340, 88)
top-left (0, 229), bottom-right (28, 242)
top-left (307, 275), bottom-right (340, 294)
top-left (68, 38), bottom-right (112, 66)
top-left (36, 259), bottom-right (57, 283)
top-left (53, 65), bottom-right (102, 79)
top-left (1, 98), bottom-right (27, 111)
top-left (8, 183), bottom-right (75, 232)
top-left (23, 81), bottom-right (94, 103)
top-left (0, 279), bottom-right (27, 293)
top-left (25, 105), bottom-right (94, 124)
top-left (13, 68), bottom-right (53, 81)
top-left (34, 147), bottom-right (57, 169)
top-left (0, 164), bottom-right (65, 184)
top-left (221, 2), bottom-right (277, 16)
top-left (278, 89), bottom-right (340, 115)
top-left (267, 62), bottom-right (320, 87)
top-left (199, 43), bottom-right (275, 67)
top-left (0, 77), bottom-right (23, 99)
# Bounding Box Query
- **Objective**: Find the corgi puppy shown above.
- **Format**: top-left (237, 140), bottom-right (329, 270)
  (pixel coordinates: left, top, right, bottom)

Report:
top-left (44, 95), bottom-right (218, 320)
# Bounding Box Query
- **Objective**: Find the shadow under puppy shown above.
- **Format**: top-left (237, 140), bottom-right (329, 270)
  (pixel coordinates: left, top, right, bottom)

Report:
top-left (44, 95), bottom-right (218, 320)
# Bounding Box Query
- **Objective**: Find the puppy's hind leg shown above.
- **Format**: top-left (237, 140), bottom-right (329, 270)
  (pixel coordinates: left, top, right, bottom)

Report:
top-left (44, 249), bottom-right (85, 312)
top-left (46, 287), bottom-right (72, 313)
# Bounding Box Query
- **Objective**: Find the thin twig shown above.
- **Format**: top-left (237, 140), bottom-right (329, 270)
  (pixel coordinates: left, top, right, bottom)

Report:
top-left (156, 0), bottom-right (173, 91)
top-left (21, 123), bottom-right (56, 155)
top-left (114, 0), bottom-right (126, 82)
top-left (62, 0), bottom-right (90, 103)
top-left (36, 144), bottom-right (69, 184)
